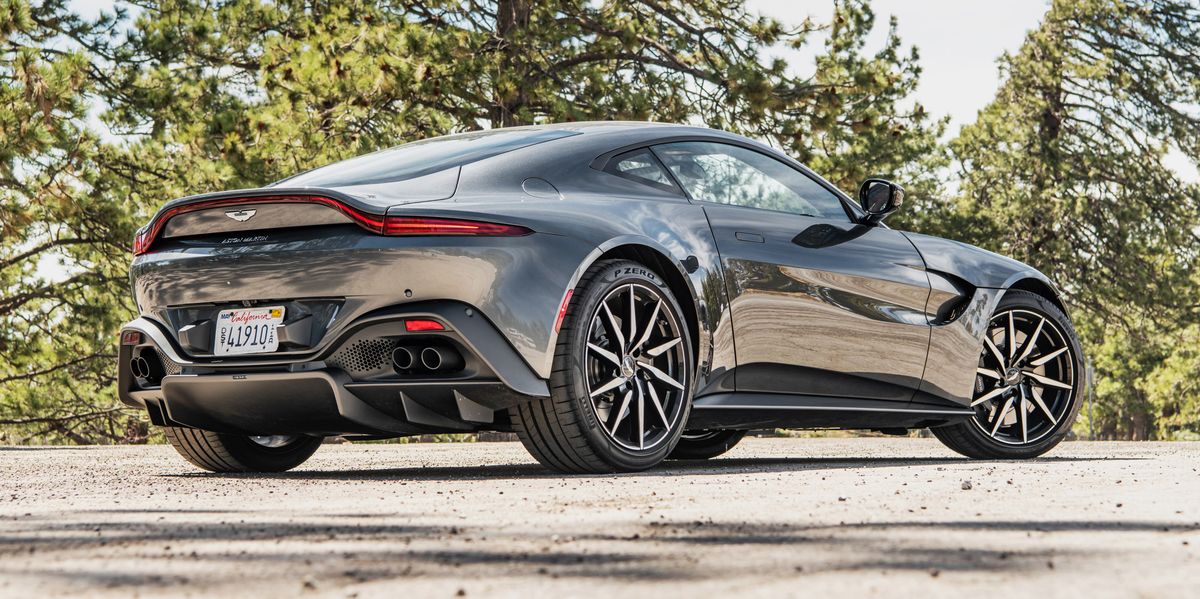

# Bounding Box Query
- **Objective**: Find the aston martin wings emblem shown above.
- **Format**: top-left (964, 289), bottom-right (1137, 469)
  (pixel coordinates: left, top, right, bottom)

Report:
top-left (225, 209), bottom-right (257, 222)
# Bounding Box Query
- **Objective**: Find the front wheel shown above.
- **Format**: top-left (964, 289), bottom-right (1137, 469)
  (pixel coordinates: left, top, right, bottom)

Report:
top-left (510, 259), bottom-right (694, 473)
top-left (932, 290), bottom-right (1085, 459)
top-left (164, 427), bottom-right (323, 472)
top-left (668, 429), bottom-right (747, 460)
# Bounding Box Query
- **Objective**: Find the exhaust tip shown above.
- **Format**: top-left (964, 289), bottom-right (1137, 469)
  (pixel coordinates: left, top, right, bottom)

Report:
top-left (420, 346), bottom-right (464, 373)
top-left (420, 347), bottom-right (443, 371)
top-left (130, 356), bottom-right (150, 379)
top-left (392, 346), bottom-right (417, 371)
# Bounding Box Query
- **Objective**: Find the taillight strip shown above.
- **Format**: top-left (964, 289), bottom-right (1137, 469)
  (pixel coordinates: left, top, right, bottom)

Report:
top-left (383, 217), bottom-right (532, 237)
top-left (133, 195), bottom-right (530, 255)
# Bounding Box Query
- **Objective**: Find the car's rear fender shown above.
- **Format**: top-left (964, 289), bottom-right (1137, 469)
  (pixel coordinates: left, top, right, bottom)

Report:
top-left (429, 202), bottom-right (730, 395)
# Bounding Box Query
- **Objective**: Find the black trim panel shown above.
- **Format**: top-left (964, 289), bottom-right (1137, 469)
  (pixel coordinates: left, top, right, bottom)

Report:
top-left (687, 392), bottom-right (974, 430)
top-left (155, 372), bottom-right (526, 436)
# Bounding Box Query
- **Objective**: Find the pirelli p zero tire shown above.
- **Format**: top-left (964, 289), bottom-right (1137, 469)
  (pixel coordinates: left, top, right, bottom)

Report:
top-left (668, 429), bottom-right (747, 460)
top-left (163, 427), bottom-right (323, 473)
top-left (932, 290), bottom-right (1085, 459)
top-left (509, 259), bottom-right (695, 474)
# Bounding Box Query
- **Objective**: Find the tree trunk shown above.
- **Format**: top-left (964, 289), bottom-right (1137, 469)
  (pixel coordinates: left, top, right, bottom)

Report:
top-left (1027, 19), bottom-right (1066, 263)
top-left (1131, 411), bottom-right (1151, 441)
top-left (492, 0), bottom-right (532, 128)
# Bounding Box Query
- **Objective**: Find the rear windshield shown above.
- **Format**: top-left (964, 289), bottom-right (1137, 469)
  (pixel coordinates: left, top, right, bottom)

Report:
top-left (275, 128), bottom-right (579, 188)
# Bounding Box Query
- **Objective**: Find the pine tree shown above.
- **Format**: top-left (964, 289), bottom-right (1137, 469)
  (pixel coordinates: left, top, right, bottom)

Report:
top-left (949, 0), bottom-right (1200, 439)
top-left (0, 0), bottom-right (145, 442)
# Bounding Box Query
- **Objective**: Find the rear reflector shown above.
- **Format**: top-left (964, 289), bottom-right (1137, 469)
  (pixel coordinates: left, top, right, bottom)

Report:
top-left (133, 195), bottom-right (530, 256)
top-left (405, 319), bottom-right (446, 332)
top-left (120, 331), bottom-right (142, 346)
top-left (554, 289), bottom-right (574, 333)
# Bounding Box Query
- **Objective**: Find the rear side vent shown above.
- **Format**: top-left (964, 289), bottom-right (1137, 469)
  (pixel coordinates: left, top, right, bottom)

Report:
top-left (156, 348), bottom-right (183, 376)
top-left (327, 338), bottom-right (398, 378)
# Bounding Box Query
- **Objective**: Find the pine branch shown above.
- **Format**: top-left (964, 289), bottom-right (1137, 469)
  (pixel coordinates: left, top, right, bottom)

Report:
top-left (0, 408), bottom-right (124, 427)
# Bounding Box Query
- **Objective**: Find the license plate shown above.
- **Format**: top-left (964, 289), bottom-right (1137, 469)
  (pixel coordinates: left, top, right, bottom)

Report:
top-left (214, 306), bottom-right (285, 356)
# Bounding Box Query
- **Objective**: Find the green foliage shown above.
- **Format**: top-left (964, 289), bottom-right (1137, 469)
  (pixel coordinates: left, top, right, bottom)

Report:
top-left (943, 0), bottom-right (1200, 439)
top-left (1144, 323), bottom-right (1200, 440)
top-left (0, 0), bottom-right (146, 443)
top-left (1, 0), bottom-right (943, 443)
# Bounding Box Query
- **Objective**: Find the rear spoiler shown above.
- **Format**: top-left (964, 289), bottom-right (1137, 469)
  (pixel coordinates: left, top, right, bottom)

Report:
top-left (133, 187), bottom-right (531, 256)
top-left (146, 187), bottom-right (381, 225)
top-left (133, 188), bottom-right (385, 255)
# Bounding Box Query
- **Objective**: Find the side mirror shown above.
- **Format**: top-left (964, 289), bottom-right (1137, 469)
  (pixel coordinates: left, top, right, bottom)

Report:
top-left (858, 178), bottom-right (904, 224)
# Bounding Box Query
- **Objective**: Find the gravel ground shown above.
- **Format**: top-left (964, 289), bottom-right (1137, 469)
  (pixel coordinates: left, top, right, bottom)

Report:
top-left (0, 438), bottom-right (1197, 598)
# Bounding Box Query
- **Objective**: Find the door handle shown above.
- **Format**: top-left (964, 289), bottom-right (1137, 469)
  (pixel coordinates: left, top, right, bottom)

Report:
top-left (734, 232), bottom-right (765, 243)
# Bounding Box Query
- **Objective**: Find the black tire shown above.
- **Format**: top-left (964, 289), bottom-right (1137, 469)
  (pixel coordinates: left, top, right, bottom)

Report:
top-left (163, 427), bottom-right (322, 472)
top-left (668, 429), bottom-right (747, 460)
top-left (932, 290), bottom-right (1085, 459)
top-left (509, 259), bottom-right (694, 473)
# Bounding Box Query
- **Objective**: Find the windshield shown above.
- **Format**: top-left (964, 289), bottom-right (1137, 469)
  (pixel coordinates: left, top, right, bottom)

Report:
top-left (276, 128), bottom-right (579, 188)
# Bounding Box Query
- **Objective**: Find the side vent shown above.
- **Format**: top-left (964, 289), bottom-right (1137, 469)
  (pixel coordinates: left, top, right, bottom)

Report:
top-left (927, 271), bottom-right (976, 325)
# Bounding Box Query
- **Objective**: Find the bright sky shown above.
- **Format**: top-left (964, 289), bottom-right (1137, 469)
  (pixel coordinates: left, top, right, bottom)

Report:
top-left (749, 0), bottom-right (1050, 131)
top-left (751, 0), bottom-right (1197, 180)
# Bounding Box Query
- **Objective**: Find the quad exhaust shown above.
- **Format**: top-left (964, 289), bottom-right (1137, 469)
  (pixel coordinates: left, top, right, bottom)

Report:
top-left (420, 346), bottom-right (464, 373)
top-left (128, 351), bottom-right (165, 386)
top-left (130, 356), bottom-right (151, 379)
top-left (391, 346), bottom-right (417, 371)
top-left (392, 344), bottom-right (464, 374)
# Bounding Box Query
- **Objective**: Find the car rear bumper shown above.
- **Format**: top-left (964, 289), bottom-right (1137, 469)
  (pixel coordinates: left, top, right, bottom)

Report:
top-left (130, 228), bottom-right (595, 380)
top-left (117, 301), bottom-right (549, 436)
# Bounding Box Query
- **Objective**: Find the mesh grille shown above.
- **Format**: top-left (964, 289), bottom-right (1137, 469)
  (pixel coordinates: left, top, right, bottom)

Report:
top-left (154, 348), bottom-right (183, 376)
top-left (328, 338), bottom-right (397, 378)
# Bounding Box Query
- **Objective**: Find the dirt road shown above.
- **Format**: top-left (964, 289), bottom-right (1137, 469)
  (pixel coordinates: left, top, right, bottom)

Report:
top-left (1, 438), bottom-right (1196, 598)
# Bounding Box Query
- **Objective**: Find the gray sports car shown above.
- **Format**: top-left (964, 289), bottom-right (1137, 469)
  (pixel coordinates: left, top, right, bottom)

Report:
top-left (118, 122), bottom-right (1085, 473)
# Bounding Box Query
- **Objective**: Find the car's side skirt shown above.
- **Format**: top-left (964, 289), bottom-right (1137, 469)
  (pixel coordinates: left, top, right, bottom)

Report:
top-left (686, 392), bottom-right (975, 430)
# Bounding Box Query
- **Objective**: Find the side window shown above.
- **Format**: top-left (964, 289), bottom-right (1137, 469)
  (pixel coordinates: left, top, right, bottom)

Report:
top-left (603, 149), bottom-right (681, 195)
top-left (652, 141), bottom-right (848, 220)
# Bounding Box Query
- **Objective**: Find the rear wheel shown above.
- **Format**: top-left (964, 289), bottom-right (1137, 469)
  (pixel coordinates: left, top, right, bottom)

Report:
top-left (509, 259), bottom-right (694, 473)
top-left (932, 290), bottom-right (1084, 459)
top-left (163, 427), bottom-right (323, 472)
top-left (668, 429), bottom-right (747, 460)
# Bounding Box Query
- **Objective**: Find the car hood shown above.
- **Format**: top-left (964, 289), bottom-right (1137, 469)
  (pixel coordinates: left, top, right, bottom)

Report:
top-left (902, 231), bottom-right (1058, 291)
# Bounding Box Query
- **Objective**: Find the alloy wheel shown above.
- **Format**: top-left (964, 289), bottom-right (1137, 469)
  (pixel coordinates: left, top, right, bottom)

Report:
top-left (584, 283), bottom-right (688, 451)
top-left (680, 430), bottom-right (725, 442)
top-left (249, 435), bottom-right (300, 448)
top-left (970, 308), bottom-right (1076, 445)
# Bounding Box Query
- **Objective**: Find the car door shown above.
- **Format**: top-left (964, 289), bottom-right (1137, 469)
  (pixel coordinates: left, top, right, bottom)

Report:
top-left (652, 140), bottom-right (931, 403)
